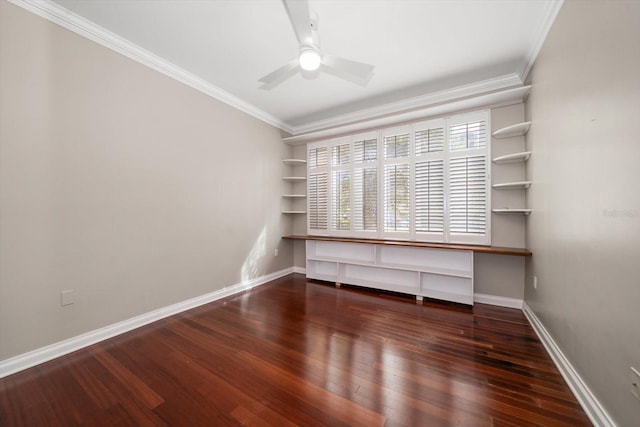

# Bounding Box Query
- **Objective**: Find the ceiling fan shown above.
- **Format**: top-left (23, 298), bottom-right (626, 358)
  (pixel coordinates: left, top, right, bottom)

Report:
top-left (258, 0), bottom-right (375, 90)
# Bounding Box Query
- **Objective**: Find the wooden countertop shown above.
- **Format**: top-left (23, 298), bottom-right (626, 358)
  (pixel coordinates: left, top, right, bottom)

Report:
top-left (283, 235), bottom-right (532, 256)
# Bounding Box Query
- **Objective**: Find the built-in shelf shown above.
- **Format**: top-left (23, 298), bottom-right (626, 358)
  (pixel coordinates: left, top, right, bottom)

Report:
top-left (305, 240), bottom-right (475, 305)
top-left (492, 181), bottom-right (531, 190)
top-left (492, 121), bottom-right (531, 139)
top-left (492, 209), bottom-right (531, 216)
top-left (493, 151), bottom-right (531, 164)
top-left (282, 157), bottom-right (307, 215)
top-left (282, 159), bottom-right (307, 166)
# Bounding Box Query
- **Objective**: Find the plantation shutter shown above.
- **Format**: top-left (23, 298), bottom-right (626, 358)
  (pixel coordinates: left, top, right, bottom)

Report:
top-left (305, 109), bottom-right (490, 245)
top-left (382, 128), bottom-right (411, 237)
top-left (330, 140), bottom-right (351, 233)
top-left (447, 111), bottom-right (490, 244)
top-left (307, 145), bottom-right (328, 234)
top-left (331, 170), bottom-right (350, 230)
top-left (449, 156), bottom-right (486, 234)
top-left (352, 135), bottom-right (378, 234)
top-left (413, 120), bottom-right (445, 241)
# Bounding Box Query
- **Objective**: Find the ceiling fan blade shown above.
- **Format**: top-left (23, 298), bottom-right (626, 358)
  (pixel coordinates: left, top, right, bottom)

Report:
top-left (258, 59), bottom-right (300, 90)
top-left (322, 54), bottom-right (375, 87)
top-left (282, 0), bottom-right (313, 46)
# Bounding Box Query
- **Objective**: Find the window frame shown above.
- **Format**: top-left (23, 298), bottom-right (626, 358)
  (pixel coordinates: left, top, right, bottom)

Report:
top-left (412, 118), bottom-right (447, 243)
top-left (306, 142), bottom-right (329, 235)
top-left (306, 109), bottom-right (491, 245)
top-left (351, 130), bottom-right (380, 238)
top-left (381, 124), bottom-right (412, 240)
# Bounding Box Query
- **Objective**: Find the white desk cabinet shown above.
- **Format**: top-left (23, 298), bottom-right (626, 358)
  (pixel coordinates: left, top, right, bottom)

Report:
top-left (306, 240), bottom-right (474, 305)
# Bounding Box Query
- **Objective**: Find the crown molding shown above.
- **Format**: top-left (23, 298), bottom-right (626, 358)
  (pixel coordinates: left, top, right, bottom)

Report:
top-left (8, 0), bottom-right (293, 133)
top-left (8, 0), bottom-right (548, 139)
top-left (283, 85), bottom-right (531, 145)
top-left (289, 73), bottom-right (523, 135)
top-left (520, 0), bottom-right (564, 82)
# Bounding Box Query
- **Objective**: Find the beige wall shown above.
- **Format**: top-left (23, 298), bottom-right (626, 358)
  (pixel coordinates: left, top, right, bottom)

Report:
top-left (291, 144), bottom-right (308, 268)
top-left (473, 103), bottom-right (527, 300)
top-left (525, 1), bottom-right (640, 425)
top-left (0, 2), bottom-right (293, 360)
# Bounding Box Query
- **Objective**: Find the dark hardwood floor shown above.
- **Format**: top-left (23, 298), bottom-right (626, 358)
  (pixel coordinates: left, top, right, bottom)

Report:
top-left (0, 274), bottom-right (590, 426)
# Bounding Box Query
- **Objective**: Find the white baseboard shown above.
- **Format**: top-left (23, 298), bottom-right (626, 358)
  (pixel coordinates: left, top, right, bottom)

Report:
top-left (0, 267), bottom-right (295, 378)
top-left (292, 266), bottom-right (306, 274)
top-left (474, 293), bottom-right (523, 309)
top-left (522, 303), bottom-right (616, 427)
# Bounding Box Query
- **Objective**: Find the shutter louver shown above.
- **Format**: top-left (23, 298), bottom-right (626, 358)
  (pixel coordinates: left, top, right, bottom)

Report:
top-left (415, 128), bottom-right (444, 154)
top-left (354, 139), bottom-right (377, 162)
top-left (384, 164), bottom-right (410, 232)
top-left (415, 160), bottom-right (444, 233)
top-left (309, 147), bottom-right (328, 168)
top-left (308, 145), bottom-right (328, 233)
top-left (332, 144), bottom-right (350, 165)
top-left (308, 172), bottom-right (328, 230)
top-left (332, 170), bottom-right (351, 230)
top-left (353, 167), bottom-right (377, 231)
top-left (353, 137), bottom-right (377, 232)
top-left (384, 134), bottom-right (409, 159)
top-left (449, 155), bottom-right (487, 234)
top-left (450, 121), bottom-right (487, 151)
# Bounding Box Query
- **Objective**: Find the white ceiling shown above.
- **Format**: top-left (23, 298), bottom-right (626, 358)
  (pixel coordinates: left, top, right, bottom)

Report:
top-left (48, 0), bottom-right (561, 133)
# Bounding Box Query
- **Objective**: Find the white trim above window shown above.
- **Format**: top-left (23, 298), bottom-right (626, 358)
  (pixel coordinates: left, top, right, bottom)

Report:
top-left (307, 110), bottom-right (491, 245)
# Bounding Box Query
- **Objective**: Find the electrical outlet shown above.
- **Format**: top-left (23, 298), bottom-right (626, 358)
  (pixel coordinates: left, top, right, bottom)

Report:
top-left (60, 290), bottom-right (74, 306)
top-left (631, 367), bottom-right (640, 401)
top-left (274, 248), bottom-right (279, 257)
top-left (533, 276), bottom-right (538, 290)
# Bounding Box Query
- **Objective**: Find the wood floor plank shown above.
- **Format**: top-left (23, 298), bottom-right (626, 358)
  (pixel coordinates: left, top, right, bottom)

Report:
top-left (0, 274), bottom-right (591, 426)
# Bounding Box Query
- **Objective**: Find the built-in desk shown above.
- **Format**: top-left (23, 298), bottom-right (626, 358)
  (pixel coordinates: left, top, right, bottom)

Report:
top-left (283, 235), bottom-right (531, 305)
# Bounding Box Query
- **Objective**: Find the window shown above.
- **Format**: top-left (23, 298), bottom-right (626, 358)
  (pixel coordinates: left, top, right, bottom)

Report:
top-left (307, 110), bottom-right (490, 245)
top-left (447, 111), bottom-right (489, 244)
top-left (352, 137), bottom-right (378, 232)
top-left (330, 139), bottom-right (351, 232)
top-left (307, 146), bottom-right (328, 232)
top-left (414, 119), bottom-right (445, 242)
top-left (382, 128), bottom-right (411, 238)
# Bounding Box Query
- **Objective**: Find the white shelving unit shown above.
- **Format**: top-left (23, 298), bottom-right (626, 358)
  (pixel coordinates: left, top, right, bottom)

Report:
top-left (282, 158), bottom-right (307, 215)
top-left (492, 181), bottom-right (532, 190)
top-left (492, 121), bottom-right (531, 215)
top-left (306, 240), bottom-right (474, 305)
top-left (493, 151), bottom-right (531, 164)
top-left (282, 159), bottom-right (307, 166)
top-left (492, 121), bottom-right (531, 139)
top-left (492, 208), bottom-right (531, 215)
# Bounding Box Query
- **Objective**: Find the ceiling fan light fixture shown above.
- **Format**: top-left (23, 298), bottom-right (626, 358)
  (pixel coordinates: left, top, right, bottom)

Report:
top-left (299, 47), bottom-right (321, 71)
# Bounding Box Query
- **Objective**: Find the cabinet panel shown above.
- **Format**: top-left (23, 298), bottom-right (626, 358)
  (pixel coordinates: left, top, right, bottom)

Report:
top-left (377, 245), bottom-right (472, 274)
top-left (421, 273), bottom-right (472, 297)
top-left (306, 260), bottom-right (337, 281)
top-left (307, 240), bottom-right (375, 264)
top-left (340, 264), bottom-right (419, 294)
